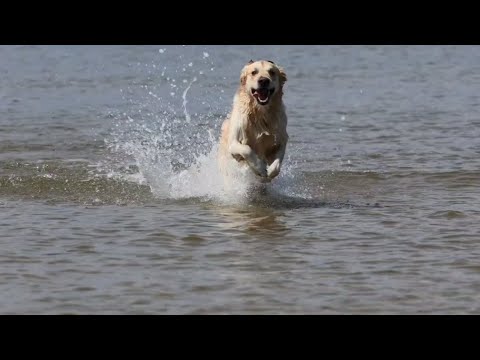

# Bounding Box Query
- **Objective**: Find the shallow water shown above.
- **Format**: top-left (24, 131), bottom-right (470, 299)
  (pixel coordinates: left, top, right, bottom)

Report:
top-left (1, 45), bottom-right (480, 314)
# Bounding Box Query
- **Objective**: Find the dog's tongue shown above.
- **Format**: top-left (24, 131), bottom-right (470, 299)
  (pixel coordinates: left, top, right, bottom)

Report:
top-left (258, 88), bottom-right (269, 100)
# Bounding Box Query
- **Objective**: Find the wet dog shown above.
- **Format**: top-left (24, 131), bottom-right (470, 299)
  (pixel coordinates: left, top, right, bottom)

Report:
top-left (218, 60), bottom-right (288, 190)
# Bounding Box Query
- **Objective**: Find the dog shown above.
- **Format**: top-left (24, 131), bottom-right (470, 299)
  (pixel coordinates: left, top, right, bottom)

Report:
top-left (218, 60), bottom-right (288, 189)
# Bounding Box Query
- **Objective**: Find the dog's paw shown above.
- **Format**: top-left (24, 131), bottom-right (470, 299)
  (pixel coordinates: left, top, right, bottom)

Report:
top-left (267, 159), bottom-right (281, 179)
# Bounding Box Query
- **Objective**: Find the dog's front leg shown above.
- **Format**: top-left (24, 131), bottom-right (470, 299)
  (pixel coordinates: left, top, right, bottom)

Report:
top-left (267, 143), bottom-right (286, 179)
top-left (229, 141), bottom-right (267, 177)
top-left (267, 159), bottom-right (281, 179)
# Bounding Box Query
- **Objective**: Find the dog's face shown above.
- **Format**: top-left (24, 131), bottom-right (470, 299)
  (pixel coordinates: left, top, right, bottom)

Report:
top-left (240, 60), bottom-right (287, 106)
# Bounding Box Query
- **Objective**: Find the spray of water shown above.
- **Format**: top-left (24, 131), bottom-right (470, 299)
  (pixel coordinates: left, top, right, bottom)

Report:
top-left (103, 46), bottom-right (315, 205)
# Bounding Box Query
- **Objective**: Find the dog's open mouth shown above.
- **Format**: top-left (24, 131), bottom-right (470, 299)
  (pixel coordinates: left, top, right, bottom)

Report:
top-left (251, 88), bottom-right (275, 105)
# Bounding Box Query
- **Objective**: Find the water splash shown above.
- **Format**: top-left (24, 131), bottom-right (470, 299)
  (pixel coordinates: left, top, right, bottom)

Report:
top-left (103, 46), bottom-right (316, 205)
top-left (182, 77), bottom-right (197, 124)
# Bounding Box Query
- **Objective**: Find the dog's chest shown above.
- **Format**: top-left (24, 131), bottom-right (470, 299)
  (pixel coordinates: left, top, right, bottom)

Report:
top-left (244, 129), bottom-right (280, 162)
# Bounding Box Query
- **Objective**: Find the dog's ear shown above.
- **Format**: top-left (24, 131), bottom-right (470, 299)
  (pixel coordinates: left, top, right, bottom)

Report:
top-left (267, 60), bottom-right (275, 64)
top-left (278, 66), bottom-right (287, 87)
top-left (240, 65), bottom-right (249, 86)
top-left (240, 61), bottom-right (254, 85)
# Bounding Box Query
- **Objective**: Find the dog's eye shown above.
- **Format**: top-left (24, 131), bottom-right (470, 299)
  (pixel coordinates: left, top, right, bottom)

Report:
top-left (268, 69), bottom-right (276, 77)
top-left (251, 69), bottom-right (258, 76)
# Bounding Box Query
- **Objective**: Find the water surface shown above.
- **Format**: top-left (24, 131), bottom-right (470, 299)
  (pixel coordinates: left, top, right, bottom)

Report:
top-left (1, 45), bottom-right (480, 314)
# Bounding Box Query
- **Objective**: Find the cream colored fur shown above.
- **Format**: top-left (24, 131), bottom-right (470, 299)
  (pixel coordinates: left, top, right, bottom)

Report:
top-left (218, 60), bottom-right (288, 187)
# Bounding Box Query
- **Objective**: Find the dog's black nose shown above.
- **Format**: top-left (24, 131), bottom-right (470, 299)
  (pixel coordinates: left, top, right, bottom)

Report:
top-left (258, 77), bottom-right (270, 87)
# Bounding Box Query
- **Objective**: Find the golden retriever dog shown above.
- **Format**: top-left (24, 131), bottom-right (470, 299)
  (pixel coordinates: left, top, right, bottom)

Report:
top-left (218, 60), bottom-right (288, 190)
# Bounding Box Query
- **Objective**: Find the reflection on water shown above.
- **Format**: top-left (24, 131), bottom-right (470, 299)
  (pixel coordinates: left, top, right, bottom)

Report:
top-left (211, 204), bottom-right (291, 236)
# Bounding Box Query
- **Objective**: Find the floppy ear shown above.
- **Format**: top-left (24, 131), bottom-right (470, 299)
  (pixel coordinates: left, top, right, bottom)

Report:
top-left (278, 66), bottom-right (287, 87)
top-left (240, 61), bottom-right (255, 85)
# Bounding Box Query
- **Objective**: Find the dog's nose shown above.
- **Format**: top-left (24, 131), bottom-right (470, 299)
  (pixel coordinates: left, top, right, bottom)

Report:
top-left (258, 77), bottom-right (270, 87)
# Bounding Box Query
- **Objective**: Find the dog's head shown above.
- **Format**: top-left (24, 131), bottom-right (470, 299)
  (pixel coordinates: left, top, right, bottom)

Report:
top-left (240, 60), bottom-right (287, 106)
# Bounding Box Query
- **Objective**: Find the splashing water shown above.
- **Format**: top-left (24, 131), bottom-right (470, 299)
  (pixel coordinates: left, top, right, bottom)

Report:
top-left (182, 77), bottom-right (196, 124)
top-left (104, 46), bottom-right (315, 205)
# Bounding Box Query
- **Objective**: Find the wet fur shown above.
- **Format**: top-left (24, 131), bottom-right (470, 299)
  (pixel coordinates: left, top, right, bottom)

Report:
top-left (218, 60), bottom-right (288, 185)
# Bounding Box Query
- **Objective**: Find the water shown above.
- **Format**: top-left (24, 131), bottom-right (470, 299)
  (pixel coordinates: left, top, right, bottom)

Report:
top-left (1, 45), bottom-right (480, 314)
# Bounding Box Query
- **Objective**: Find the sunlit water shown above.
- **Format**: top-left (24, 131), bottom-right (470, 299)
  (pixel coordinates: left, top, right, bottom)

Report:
top-left (1, 45), bottom-right (480, 314)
